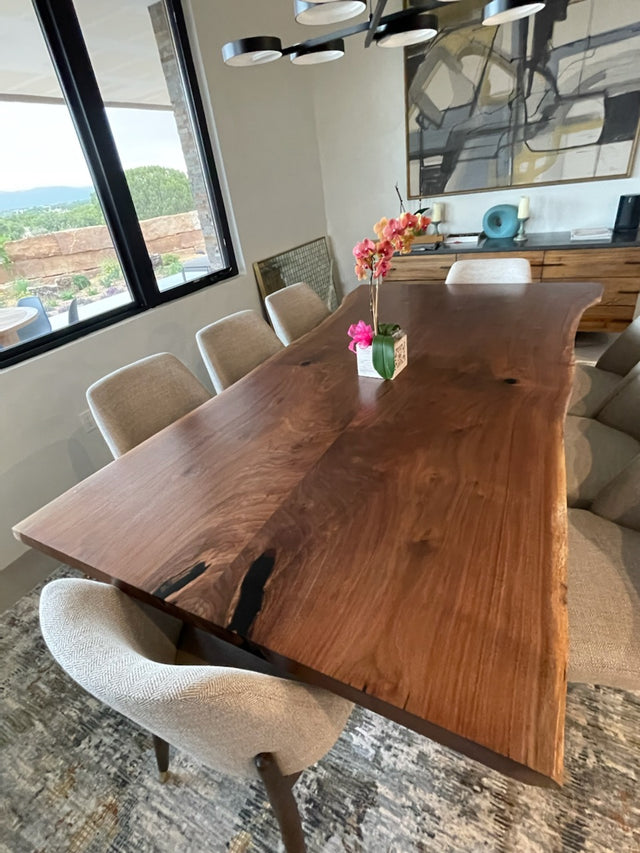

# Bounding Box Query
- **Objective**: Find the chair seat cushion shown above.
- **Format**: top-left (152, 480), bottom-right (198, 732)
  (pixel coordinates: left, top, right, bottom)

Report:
top-left (564, 415), bottom-right (640, 507)
top-left (568, 508), bottom-right (640, 691)
top-left (568, 364), bottom-right (621, 417)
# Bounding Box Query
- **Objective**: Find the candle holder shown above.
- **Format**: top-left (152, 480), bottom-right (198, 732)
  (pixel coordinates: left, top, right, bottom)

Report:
top-left (513, 216), bottom-right (528, 243)
top-left (432, 221), bottom-right (441, 236)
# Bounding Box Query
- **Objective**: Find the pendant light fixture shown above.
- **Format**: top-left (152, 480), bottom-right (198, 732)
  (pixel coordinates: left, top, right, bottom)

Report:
top-left (294, 0), bottom-right (366, 26)
top-left (375, 12), bottom-right (438, 48)
top-left (221, 0), bottom-right (548, 69)
top-left (482, 0), bottom-right (546, 26)
top-left (290, 38), bottom-right (346, 64)
top-left (221, 36), bottom-right (283, 67)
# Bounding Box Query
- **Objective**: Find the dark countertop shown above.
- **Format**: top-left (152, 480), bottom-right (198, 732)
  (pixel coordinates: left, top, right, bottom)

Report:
top-left (409, 230), bottom-right (640, 256)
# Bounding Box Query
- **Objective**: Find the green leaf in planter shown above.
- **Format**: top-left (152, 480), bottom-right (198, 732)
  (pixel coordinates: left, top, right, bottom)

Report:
top-left (372, 334), bottom-right (396, 379)
top-left (377, 323), bottom-right (400, 336)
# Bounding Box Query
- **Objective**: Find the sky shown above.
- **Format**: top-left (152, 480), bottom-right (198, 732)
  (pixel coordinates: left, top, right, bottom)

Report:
top-left (0, 101), bottom-right (188, 191)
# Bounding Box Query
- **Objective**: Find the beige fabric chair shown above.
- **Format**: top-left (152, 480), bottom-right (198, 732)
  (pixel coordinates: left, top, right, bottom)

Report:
top-left (87, 353), bottom-right (211, 458)
top-left (595, 316), bottom-right (640, 376)
top-left (265, 282), bottom-right (331, 345)
top-left (568, 458), bottom-right (640, 690)
top-left (196, 310), bottom-right (283, 393)
top-left (564, 415), bottom-right (640, 507)
top-left (569, 317), bottom-right (640, 417)
top-left (40, 578), bottom-right (353, 852)
top-left (597, 363), bottom-right (640, 442)
top-left (444, 258), bottom-right (532, 285)
top-left (567, 363), bottom-right (624, 417)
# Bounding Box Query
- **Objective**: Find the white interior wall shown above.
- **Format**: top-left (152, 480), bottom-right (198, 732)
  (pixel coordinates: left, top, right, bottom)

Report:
top-left (0, 0), bottom-right (327, 572)
top-left (312, 31), bottom-right (640, 294)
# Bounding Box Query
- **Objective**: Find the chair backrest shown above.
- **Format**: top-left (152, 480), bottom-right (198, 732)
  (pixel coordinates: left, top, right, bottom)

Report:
top-left (596, 317), bottom-right (640, 376)
top-left (265, 282), bottom-right (331, 346)
top-left (86, 353), bottom-right (211, 458)
top-left (68, 297), bottom-right (79, 325)
top-left (597, 363), bottom-right (640, 442)
top-left (591, 454), bottom-right (640, 533)
top-left (196, 310), bottom-right (283, 393)
top-left (17, 295), bottom-right (52, 341)
top-left (39, 578), bottom-right (352, 779)
top-left (445, 258), bottom-right (532, 285)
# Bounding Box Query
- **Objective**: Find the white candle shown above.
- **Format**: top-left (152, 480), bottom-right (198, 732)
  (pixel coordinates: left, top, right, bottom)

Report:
top-left (432, 202), bottom-right (443, 223)
top-left (517, 196), bottom-right (530, 219)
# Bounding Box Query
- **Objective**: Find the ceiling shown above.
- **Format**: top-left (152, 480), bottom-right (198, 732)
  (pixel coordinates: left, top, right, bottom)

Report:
top-left (1, 0), bottom-right (171, 107)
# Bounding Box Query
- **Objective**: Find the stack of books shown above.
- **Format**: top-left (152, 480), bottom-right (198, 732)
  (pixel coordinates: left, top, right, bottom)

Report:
top-left (570, 227), bottom-right (613, 242)
top-left (444, 234), bottom-right (480, 247)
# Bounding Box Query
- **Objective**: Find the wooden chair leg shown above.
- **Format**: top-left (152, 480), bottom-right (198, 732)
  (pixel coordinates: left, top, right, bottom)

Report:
top-left (153, 734), bottom-right (170, 782)
top-left (254, 753), bottom-right (306, 853)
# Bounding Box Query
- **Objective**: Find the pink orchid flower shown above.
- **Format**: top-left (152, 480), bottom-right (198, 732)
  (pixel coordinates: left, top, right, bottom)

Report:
top-left (382, 218), bottom-right (404, 241)
top-left (374, 258), bottom-right (391, 278)
top-left (399, 211), bottom-right (418, 230)
top-left (353, 238), bottom-right (376, 260)
top-left (347, 320), bottom-right (374, 352)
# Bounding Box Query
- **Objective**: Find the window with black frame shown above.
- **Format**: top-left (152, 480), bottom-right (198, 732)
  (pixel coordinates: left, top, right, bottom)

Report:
top-left (0, 0), bottom-right (236, 367)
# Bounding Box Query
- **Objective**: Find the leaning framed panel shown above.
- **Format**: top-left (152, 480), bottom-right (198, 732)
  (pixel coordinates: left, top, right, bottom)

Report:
top-left (253, 237), bottom-right (338, 311)
top-left (14, 281), bottom-right (602, 788)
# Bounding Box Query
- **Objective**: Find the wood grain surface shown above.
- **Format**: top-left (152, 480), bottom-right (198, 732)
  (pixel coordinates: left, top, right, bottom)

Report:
top-left (14, 282), bottom-right (602, 786)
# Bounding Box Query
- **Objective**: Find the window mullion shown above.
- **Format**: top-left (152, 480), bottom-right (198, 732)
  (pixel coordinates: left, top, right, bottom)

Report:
top-left (31, 0), bottom-right (160, 308)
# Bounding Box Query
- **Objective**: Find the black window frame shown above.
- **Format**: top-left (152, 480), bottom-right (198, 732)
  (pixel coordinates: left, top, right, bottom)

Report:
top-left (1, 0), bottom-right (237, 369)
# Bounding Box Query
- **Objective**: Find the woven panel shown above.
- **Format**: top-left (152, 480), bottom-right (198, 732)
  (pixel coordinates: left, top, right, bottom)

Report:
top-left (254, 238), bottom-right (338, 311)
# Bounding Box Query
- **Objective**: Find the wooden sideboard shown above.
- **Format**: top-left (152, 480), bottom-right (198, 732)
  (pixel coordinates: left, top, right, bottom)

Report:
top-left (385, 236), bottom-right (640, 332)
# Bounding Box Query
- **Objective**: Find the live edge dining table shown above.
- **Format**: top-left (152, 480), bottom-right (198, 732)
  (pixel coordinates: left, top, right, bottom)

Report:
top-left (14, 281), bottom-right (602, 789)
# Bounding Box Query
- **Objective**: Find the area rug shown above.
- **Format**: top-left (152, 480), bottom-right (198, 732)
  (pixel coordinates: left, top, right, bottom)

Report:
top-left (1, 569), bottom-right (639, 853)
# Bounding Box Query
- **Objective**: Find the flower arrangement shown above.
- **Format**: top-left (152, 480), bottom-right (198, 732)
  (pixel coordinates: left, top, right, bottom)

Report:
top-left (349, 211), bottom-right (430, 378)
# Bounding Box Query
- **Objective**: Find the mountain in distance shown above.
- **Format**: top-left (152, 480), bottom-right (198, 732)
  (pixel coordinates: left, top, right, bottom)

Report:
top-left (0, 185), bottom-right (93, 213)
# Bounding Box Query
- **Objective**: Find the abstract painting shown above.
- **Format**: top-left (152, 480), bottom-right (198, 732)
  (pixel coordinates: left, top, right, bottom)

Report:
top-left (405, 0), bottom-right (640, 197)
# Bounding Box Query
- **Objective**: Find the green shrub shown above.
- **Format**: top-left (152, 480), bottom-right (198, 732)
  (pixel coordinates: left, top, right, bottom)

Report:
top-left (98, 259), bottom-right (122, 287)
top-left (160, 253), bottom-right (182, 275)
top-left (72, 274), bottom-right (91, 291)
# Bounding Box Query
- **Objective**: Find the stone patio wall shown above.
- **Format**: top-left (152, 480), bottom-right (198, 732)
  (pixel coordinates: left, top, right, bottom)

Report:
top-left (0, 211), bottom-right (207, 284)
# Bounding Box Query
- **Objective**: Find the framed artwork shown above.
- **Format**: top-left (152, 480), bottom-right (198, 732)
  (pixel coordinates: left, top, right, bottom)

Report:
top-left (405, 0), bottom-right (640, 197)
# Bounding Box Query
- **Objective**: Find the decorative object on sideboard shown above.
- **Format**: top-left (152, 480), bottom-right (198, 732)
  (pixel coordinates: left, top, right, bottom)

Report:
top-left (222, 0), bottom-right (547, 67)
top-left (570, 228), bottom-right (613, 243)
top-left (349, 212), bottom-right (430, 379)
top-left (614, 195), bottom-right (640, 234)
top-left (482, 204), bottom-right (519, 239)
top-left (431, 202), bottom-right (444, 236)
top-left (514, 196), bottom-right (530, 243)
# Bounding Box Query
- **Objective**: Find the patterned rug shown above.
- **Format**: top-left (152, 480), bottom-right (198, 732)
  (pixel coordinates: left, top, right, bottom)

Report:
top-left (1, 570), bottom-right (639, 853)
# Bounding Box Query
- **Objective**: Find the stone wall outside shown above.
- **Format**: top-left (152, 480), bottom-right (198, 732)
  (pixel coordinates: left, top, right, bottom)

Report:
top-left (0, 211), bottom-right (207, 284)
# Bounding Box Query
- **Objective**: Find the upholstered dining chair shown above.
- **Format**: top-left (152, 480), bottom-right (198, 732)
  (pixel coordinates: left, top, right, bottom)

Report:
top-left (568, 456), bottom-right (640, 691)
top-left (265, 282), bottom-right (331, 345)
top-left (565, 364), bottom-right (640, 507)
top-left (39, 578), bottom-right (353, 853)
top-left (444, 258), bottom-right (532, 285)
top-left (196, 309), bottom-right (283, 393)
top-left (17, 295), bottom-right (52, 341)
top-left (86, 352), bottom-right (211, 458)
top-left (569, 317), bottom-right (640, 417)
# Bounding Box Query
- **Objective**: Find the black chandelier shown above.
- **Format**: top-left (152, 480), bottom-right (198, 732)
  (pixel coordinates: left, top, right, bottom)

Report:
top-left (222, 0), bottom-right (547, 67)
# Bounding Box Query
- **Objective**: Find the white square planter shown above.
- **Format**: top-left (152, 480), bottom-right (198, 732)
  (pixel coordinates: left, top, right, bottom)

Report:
top-left (356, 330), bottom-right (408, 380)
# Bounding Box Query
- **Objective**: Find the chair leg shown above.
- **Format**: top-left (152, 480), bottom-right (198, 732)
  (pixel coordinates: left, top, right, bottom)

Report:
top-left (254, 753), bottom-right (306, 853)
top-left (153, 735), bottom-right (170, 782)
